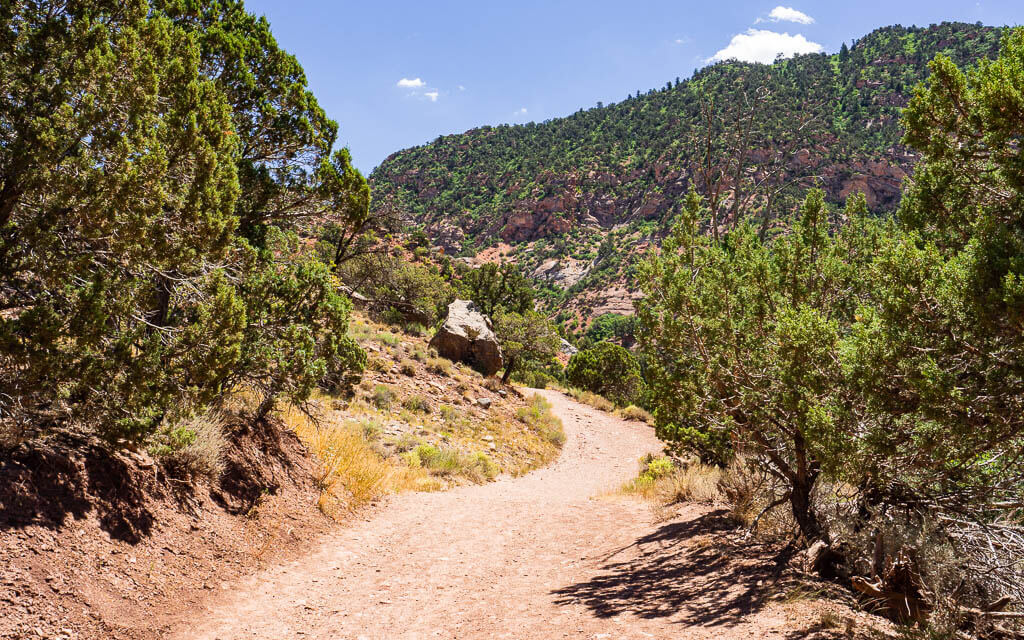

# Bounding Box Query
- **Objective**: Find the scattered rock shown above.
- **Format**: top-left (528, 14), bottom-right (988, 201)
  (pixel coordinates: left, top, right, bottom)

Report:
top-left (428, 300), bottom-right (504, 376)
top-left (476, 398), bottom-right (493, 410)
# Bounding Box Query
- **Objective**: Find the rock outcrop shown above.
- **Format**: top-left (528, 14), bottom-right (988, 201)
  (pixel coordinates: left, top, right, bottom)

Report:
top-left (429, 300), bottom-right (504, 377)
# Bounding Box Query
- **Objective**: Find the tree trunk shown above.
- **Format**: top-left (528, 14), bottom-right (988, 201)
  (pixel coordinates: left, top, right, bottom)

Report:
top-left (790, 475), bottom-right (822, 542)
top-left (500, 356), bottom-right (517, 385)
top-left (790, 430), bottom-right (824, 542)
top-left (255, 387), bottom-right (278, 422)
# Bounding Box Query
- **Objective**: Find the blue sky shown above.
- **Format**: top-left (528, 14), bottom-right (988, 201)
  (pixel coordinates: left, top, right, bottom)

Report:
top-left (241, 1), bottom-right (1023, 175)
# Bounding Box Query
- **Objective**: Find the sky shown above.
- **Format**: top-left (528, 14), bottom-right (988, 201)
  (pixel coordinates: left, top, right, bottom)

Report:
top-left (241, 1), bottom-right (1024, 175)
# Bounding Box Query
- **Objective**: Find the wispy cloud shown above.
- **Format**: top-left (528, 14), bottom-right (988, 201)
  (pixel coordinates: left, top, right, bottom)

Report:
top-left (756, 6), bottom-right (815, 25)
top-left (708, 28), bottom-right (822, 64)
top-left (424, 90), bottom-right (439, 102)
top-left (674, 36), bottom-right (691, 45)
top-left (396, 77), bottom-right (425, 88)
top-left (515, 107), bottom-right (528, 115)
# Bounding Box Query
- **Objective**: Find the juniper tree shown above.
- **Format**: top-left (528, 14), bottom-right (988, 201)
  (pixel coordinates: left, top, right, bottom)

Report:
top-left (637, 189), bottom-right (882, 540)
top-left (0, 1), bottom-right (242, 440)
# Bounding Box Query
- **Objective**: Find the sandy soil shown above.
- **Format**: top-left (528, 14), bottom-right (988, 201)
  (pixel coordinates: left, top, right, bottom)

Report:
top-left (174, 391), bottom-right (879, 640)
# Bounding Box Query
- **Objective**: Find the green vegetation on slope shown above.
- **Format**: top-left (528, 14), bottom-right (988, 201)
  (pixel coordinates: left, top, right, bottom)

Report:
top-left (637, 29), bottom-right (1024, 633)
top-left (370, 22), bottom-right (1003, 317)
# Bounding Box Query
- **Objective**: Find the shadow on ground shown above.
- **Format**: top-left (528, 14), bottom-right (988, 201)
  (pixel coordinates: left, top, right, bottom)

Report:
top-left (552, 508), bottom-right (799, 628)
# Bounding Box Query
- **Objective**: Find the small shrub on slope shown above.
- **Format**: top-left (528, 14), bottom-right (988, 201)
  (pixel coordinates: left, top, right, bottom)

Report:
top-left (515, 394), bottom-right (566, 447)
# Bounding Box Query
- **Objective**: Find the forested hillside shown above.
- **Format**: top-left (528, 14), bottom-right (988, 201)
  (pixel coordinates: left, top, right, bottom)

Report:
top-left (370, 22), bottom-right (1002, 324)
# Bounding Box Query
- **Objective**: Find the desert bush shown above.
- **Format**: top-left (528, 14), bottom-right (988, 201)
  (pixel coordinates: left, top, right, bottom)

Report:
top-left (466, 452), bottom-right (500, 482)
top-left (512, 369), bottom-right (557, 389)
top-left (399, 359), bottom-right (417, 376)
top-left (482, 377), bottom-right (502, 392)
top-left (148, 412), bottom-right (227, 481)
top-left (566, 342), bottom-right (644, 407)
top-left (371, 385), bottom-right (395, 410)
top-left (404, 322), bottom-right (426, 337)
top-left (439, 404), bottom-right (459, 423)
top-left (406, 444), bottom-right (498, 482)
top-left (402, 395), bottom-right (431, 414)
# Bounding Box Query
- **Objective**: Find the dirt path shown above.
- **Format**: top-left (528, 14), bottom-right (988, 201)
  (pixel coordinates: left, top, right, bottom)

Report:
top-left (173, 391), bottom-right (847, 640)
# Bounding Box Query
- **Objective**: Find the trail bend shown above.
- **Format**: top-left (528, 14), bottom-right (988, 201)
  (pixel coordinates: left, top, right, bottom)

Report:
top-left (175, 390), bottom-right (810, 640)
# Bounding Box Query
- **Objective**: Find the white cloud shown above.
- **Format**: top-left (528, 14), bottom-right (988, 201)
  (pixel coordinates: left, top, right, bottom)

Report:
top-left (674, 36), bottom-right (691, 45)
top-left (515, 107), bottom-right (528, 115)
top-left (458, 85), bottom-right (466, 91)
top-left (396, 77), bottom-right (425, 88)
top-left (708, 28), bottom-right (822, 64)
top-left (765, 6), bottom-right (815, 25)
top-left (424, 90), bottom-right (439, 102)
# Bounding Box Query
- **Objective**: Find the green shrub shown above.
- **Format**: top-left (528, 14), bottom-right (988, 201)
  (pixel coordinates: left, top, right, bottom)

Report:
top-left (407, 443), bottom-right (500, 482)
top-left (512, 369), bottom-right (555, 389)
top-left (566, 342), bottom-right (644, 407)
top-left (439, 404), bottom-right (459, 423)
top-left (404, 322), bottom-right (426, 336)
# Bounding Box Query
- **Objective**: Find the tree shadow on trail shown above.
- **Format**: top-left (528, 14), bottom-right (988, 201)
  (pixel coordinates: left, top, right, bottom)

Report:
top-left (552, 508), bottom-right (798, 628)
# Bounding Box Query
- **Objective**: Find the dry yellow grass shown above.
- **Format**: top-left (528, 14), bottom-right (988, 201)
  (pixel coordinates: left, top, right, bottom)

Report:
top-left (617, 405), bottom-right (653, 423)
top-left (621, 454), bottom-right (798, 537)
top-left (567, 388), bottom-right (615, 412)
top-left (279, 403), bottom-right (438, 521)
top-left (622, 455), bottom-right (725, 504)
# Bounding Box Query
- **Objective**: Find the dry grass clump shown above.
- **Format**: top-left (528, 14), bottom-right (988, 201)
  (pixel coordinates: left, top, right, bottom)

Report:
top-left (515, 394), bottom-right (566, 447)
top-left (148, 412), bottom-right (227, 481)
top-left (402, 394), bottom-right (431, 413)
top-left (426, 356), bottom-right (452, 376)
top-left (281, 405), bottom-right (391, 518)
top-left (399, 359), bottom-right (417, 376)
top-left (617, 405), bottom-right (653, 423)
top-left (371, 384), bottom-right (395, 410)
top-left (622, 454), bottom-right (796, 536)
top-left (568, 388), bottom-right (614, 412)
top-left (280, 403), bottom-right (436, 520)
top-left (653, 461), bottom-right (725, 504)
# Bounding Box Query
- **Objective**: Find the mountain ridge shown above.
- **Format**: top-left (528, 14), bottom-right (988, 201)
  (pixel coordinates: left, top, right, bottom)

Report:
top-left (369, 22), bottom-right (1003, 326)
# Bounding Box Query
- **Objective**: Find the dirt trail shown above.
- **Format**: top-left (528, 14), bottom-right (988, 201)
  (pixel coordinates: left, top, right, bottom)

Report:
top-left (173, 391), bottom-right (841, 640)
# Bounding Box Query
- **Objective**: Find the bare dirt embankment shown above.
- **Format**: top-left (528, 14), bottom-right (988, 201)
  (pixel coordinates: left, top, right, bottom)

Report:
top-left (0, 417), bottom-right (334, 640)
top-left (176, 391), bottom-right (884, 640)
